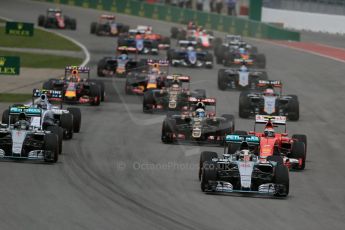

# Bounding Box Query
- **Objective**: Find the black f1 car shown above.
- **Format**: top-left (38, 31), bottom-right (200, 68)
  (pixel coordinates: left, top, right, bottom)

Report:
top-left (38, 8), bottom-right (76, 30)
top-left (199, 135), bottom-right (289, 197)
top-left (90, 14), bottom-right (129, 36)
top-left (161, 98), bottom-right (235, 145)
top-left (167, 41), bottom-right (213, 68)
top-left (239, 80), bottom-right (300, 120)
top-left (218, 64), bottom-right (268, 90)
top-left (142, 74), bottom-right (207, 113)
top-left (97, 54), bottom-right (146, 77)
top-left (117, 36), bottom-right (158, 55)
top-left (42, 66), bottom-right (105, 105)
top-left (125, 59), bottom-right (169, 95)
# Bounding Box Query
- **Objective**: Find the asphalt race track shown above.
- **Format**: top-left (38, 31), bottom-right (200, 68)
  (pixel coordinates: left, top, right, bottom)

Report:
top-left (1, 0), bottom-right (345, 229)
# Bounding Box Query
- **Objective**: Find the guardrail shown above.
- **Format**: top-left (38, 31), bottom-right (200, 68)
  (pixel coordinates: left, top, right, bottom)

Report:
top-left (36, 0), bottom-right (300, 41)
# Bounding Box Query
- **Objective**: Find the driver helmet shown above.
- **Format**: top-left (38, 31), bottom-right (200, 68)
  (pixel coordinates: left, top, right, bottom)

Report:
top-left (14, 113), bottom-right (30, 130)
top-left (264, 127), bottom-right (275, 137)
top-left (195, 108), bottom-right (205, 118)
top-left (151, 67), bottom-right (159, 74)
top-left (264, 88), bottom-right (275, 96)
top-left (38, 94), bottom-right (49, 110)
top-left (239, 65), bottom-right (248, 72)
top-left (171, 79), bottom-right (180, 89)
top-left (187, 46), bottom-right (194, 52)
top-left (238, 47), bottom-right (246, 55)
top-left (118, 54), bottom-right (128, 61)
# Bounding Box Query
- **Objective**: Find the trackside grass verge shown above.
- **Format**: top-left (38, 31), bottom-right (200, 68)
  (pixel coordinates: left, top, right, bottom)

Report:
top-left (0, 26), bottom-right (80, 51)
top-left (0, 93), bottom-right (32, 103)
top-left (0, 50), bottom-right (83, 68)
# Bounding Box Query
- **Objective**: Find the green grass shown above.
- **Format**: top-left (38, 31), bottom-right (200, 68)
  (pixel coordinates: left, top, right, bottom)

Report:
top-left (0, 50), bottom-right (83, 68)
top-left (0, 93), bottom-right (31, 103)
top-left (0, 26), bottom-right (80, 51)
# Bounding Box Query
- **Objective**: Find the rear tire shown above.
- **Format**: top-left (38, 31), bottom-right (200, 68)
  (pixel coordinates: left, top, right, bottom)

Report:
top-left (287, 98), bottom-right (299, 121)
top-left (199, 152), bottom-right (218, 180)
top-left (60, 113), bottom-right (73, 140)
top-left (89, 84), bottom-right (101, 106)
top-left (273, 164), bottom-right (289, 197)
top-left (289, 141), bottom-right (306, 170)
top-left (44, 134), bottom-right (59, 163)
top-left (217, 69), bottom-right (227, 90)
top-left (46, 126), bottom-right (63, 155)
top-left (201, 161), bottom-right (217, 192)
top-left (67, 107), bottom-right (81, 133)
top-left (90, 22), bottom-right (97, 34)
top-left (143, 90), bottom-right (155, 113)
top-left (239, 92), bottom-right (251, 118)
top-left (38, 15), bottom-right (45, 27)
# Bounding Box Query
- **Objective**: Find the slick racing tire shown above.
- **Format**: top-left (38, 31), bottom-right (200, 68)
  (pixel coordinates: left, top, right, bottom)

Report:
top-left (239, 92), bottom-right (251, 118)
top-left (161, 119), bottom-right (176, 144)
top-left (217, 69), bottom-right (228, 91)
top-left (292, 134), bottom-right (307, 153)
top-left (90, 22), bottom-right (97, 34)
top-left (89, 80), bottom-right (105, 101)
top-left (289, 141), bottom-right (306, 170)
top-left (46, 126), bottom-right (63, 155)
top-left (170, 27), bottom-right (178, 38)
top-left (143, 90), bottom-right (155, 113)
top-left (42, 79), bottom-right (56, 90)
top-left (38, 15), bottom-right (45, 27)
top-left (201, 161), bottom-right (217, 192)
top-left (60, 113), bottom-right (74, 140)
top-left (199, 152), bottom-right (218, 181)
top-left (287, 97), bottom-right (299, 121)
top-left (44, 134), bottom-right (59, 163)
top-left (2, 109), bottom-right (15, 124)
top-left (273, 164), bottom-right (289, 197)
top-left (67, 107), bottom-right (82, 133)
top-left (89, 84), bottom-right (101, 106)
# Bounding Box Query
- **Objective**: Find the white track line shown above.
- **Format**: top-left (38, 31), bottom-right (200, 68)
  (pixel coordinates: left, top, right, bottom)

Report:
top-left (0, 15), bottom-right (90, 66)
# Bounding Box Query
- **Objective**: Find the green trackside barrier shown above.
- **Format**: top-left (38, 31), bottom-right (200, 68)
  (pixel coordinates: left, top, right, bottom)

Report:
top-left (35, 0), bottom-right (300, 41)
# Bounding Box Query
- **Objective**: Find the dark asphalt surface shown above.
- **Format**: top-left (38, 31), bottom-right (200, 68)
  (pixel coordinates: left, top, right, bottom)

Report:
top-left (0, 0), bottom-right (344, 229)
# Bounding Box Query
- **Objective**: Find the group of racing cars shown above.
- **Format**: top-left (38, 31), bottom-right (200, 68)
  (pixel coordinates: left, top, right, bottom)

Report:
top-left (6, 11), bottom-right (307, 198)
top-left (0, 66), bottom-right (106, 163)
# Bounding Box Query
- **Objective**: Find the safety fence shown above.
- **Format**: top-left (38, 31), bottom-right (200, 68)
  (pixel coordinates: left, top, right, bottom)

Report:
top-left (36, 0), bottom-right (300, 41)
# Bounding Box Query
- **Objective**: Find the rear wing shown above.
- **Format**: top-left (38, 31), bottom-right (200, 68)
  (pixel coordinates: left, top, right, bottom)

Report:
top-left (188, 97), bottom-right (216, 105)
top-left (9, 106), bottom-right (42, 117)
top-left (225, 134), bottom-right (260, 144)
top-left (257, 80), bottom-right (282, 88)
top-left (65, 66), bottom-right (90, 78)
top-left (147, 59), bottom-right (169, 66)
top-left (178, 40), bottom-right (197, 47)
top-left (166, 74), bottom-right (190, 82)
top-left (255, 115), bottom-right (286, 125)
top-left (100, 14), bottom-right (115, 20)
top-left (32, 89), bottom-right (62, 99)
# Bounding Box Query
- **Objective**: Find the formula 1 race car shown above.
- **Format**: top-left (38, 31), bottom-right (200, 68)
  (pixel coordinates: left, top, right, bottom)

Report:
top-left (125, 59), bottom-right (169, 95)
top-left (128, 25), bottom-right (171, 50)
top-left (42, 66), bottom-right (105, 105)
top-left (218, 64), bottom-right (268, 90)
top-left (117, 32), bottom-right (159, 55)
top-left (38, 8), bottom-right (76, 30)
top-left (167, 41), bottom-right (213, 68)
top-left (251, 115), bottom-right (307, 170)
top-left (214, 34), bottom-right (258, 60)
top-left (216, 46), bottom-right (265, 68)
top-left (199, 135), bottom-right (289, 197)
top-left (97, 53), bottom-right (146, 77)
top-left (90, 14), bottom-right (129, 36)
top-left (142, 74), bottom-right (207, 113)
top-left (31, 89), bottom-right (82, 138)
top-left (239, 80), bottom-right (300, 120)
top-left (161, 98), bottom-right (235, 145)
top-left (0, 106), bottom-right (59, 163)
